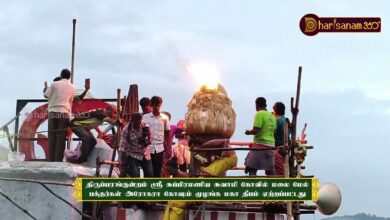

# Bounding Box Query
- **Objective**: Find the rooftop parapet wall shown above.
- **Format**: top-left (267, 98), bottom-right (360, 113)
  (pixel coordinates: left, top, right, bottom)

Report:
top-left (0, 162), bottom-right (114, 220)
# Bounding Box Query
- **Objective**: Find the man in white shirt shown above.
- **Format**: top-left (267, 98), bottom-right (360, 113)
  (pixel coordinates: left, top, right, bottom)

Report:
top-left (142, 96), bottom-right (170, 177)
top-left (44, 69), bottom-right (76, 161)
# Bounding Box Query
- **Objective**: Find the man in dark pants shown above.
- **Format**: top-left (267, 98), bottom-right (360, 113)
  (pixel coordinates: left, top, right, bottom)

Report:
top-left (44, 69), bottom-right (76, 161)
top-left (70, 106), bottom-right (116, 163)
top-left (119, 113), bottom-right (153, 177)
top-left (272, 101), bottom-right (288, 176)
top-left (142, 96), bottom-right (170, 177)
top-left (244, 97), bottom-right (276, 176)
top-left (43, 69), bottom-right (90, 161)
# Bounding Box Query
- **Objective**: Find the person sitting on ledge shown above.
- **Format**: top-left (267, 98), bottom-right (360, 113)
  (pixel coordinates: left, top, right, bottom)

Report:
top-left (65, 105), bottom-right (117, 163)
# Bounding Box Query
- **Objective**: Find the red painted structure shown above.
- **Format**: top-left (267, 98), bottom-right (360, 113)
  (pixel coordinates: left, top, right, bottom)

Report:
top-left (18, 99), bottom-right (114, 160)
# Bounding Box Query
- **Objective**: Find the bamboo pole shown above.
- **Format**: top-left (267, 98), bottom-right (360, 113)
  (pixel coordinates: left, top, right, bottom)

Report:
top-left (284, 122), bottom-right (293, 220)
top-left (289, 67), bottom-right (302, 177)
top-left (192, 145), bottom-right (312, 152)
top-left (129, 84), bottom-right (139, 117)
top-left (121, 95), bottom-right (127, 120)
top-left (291, 66), bottom-right (303, 220)
top-left (291, 66), bottom-right (302, 143)
top-left (70, 19), bottom-right (76, 83)
top-left (126, 85), bottom-right (132, 121)
top-left (108, 89), bottom-right (122, 177)
top-left (192, 147), bottom-right (272, 151)
top-left (67, 19), bottom-right (77, 151)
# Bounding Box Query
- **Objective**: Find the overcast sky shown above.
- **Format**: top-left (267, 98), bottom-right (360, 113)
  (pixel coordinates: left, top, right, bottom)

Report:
top-left (1, 1), bottom-right (390, 219)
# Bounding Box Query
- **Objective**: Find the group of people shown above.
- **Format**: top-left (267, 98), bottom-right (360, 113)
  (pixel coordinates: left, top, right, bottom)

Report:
top-left (44, 69), bottom-right (89, 162)
top-left (44, 68), bottom-right (288, 179)
top-left (244, 97), bottom-right (288, 176)
top-left (43, 68), bottom-right (175, 176)
top-left (44, 68), bottom-right (117, 162)
top-left (164, 97), bottom-right (289, 220)
top-left (119, 96), bottom-right (289, 179)
top-left (44, 69), bottom-right (291, 220)
top-left (119, 96), bottom-right (171, 178)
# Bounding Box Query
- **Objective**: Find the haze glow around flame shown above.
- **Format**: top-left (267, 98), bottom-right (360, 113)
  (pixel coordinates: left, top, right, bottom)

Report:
top-left (185, 62), bottom-right (220, 90)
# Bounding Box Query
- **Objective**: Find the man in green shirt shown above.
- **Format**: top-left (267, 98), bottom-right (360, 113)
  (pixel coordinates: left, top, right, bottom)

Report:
top-left (245, 97), bottom-right (276, 175)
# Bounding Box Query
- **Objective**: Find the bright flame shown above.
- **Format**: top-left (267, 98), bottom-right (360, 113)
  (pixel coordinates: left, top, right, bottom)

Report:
top-left (185, 62), bottom-right (220, 90)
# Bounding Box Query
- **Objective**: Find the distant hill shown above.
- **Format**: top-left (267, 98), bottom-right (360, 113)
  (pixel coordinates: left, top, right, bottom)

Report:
top-left (323, 213), bottom-right (390, 220)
